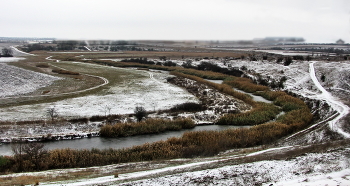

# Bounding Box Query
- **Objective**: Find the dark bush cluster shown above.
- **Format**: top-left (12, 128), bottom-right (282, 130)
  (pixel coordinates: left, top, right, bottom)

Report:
top-left (170, 102), bottom-right (205, 112)
top-left (100, 118), bottom-right (195, 137)
top-left (52, 69), bottom-right (80, 75)
top-left (110, 45), bottom-right (143, 51)
top-left (120, 58), bottom-right (155, 65)
top-left (197, 62), bottom-right (243, 77)
top-left (35, 63), bottom-right (50, 68)
top-left (22, 44), bottom-right (56, 52)
top-left (163, 61), bottom-right (177, 66)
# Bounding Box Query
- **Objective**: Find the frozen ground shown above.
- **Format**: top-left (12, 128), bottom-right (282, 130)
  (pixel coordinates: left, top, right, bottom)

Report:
top-left (5, 144), bottom-right (346, 186)
top-left (115, 148), bottom-right (350, 186)
top-left (1, 52), bottom-right (350, 185)
top-left (0, 64), bottom-right (198, 121)
top-left (0, 61), bottom-right (62, 98)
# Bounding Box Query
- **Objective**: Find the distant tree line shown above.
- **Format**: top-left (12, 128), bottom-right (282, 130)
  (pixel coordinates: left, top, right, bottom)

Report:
top-left (272, 47), bottom-right (350, 55)
top-left (57, 40), bottom-right (78, 50)
top-left (121, 58), bottom-right (244, 77)
top-left (110, 45), bottom-right (144, 51)
top-left (289, 47), bottom-right (350, 55)
top-left (22, 44), bottom-right (56, 52)
top-left (110, 40), bottom-right (136, 45)
top-left (120, 57), bottom-right (155, 65)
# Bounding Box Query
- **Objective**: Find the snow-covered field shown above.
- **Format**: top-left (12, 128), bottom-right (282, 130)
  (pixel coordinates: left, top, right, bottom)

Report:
top-left (0, 61), bottom-right (61, 98)
top-left (7, 144), bottom-right (346, 186)
top-left (255, 50), bottom-right (312, 56)
top-left (116, 148), bottom-right (350, 186)
top-left (0, 63), bottom-right (198, 122)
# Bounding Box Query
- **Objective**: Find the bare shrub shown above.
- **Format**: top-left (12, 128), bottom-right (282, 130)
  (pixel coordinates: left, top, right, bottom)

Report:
top-left (100, 118), bottom-right (195, 137)
top-left (52, 69), bottom-right (80, 75)
top-left (170, 102), bottom-right (205, 112)
top-left (47, 107), bottom-right (59, 123)
top-left (134, 106), bottom-right (147, 122)
top-left (35, 63), bottom-right (50, 68)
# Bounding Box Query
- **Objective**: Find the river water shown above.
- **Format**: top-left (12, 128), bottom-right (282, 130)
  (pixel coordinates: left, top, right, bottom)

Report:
top-left (205, 79), bottom-right (272, 103)
top-left (0, 125), bottom-right (250, 156)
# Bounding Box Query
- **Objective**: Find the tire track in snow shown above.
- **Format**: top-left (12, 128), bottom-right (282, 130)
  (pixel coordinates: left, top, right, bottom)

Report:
top-left (147, 71), bottom-right (162, 84)
top-left (309, 61), bottom-right (350, 138)
top-left (39, 145), bottom-right (302, 186)
top-left (144, 71), bottom-right (169, 108)
top-left (0, 62), bottom-right (109, 100)
top-left (49, 63), bottom-right (109, 94)
top-left (10, 46), bottom-right (35, 56)
top-left (284, 61), bottom-right (350, 141)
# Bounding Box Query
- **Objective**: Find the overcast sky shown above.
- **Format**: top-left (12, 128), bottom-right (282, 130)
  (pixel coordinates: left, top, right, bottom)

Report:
top-left (1, 0), bottom-right (350, 43)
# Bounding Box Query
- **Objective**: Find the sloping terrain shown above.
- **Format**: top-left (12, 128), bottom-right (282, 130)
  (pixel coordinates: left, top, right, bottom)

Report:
top-left (1, 48), bottom-right (350, 185)
top-left (0, 62), bottom-right (61, 98)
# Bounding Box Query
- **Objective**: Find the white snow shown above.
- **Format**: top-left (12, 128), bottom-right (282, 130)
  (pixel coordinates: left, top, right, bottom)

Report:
top-left (84, 46), bottom-right (92, 51)
top-left (10, 46), bottom-right (36, 56)
top-left (255, 50), bottom-right (312, 56)
top-left (1, 53), bottom-right (350, 185)
top-left (0, 57), bottom-right (25, 62)
top-left (0, 62), bottom-right (62, 98)
top-left (309, 61), bottom-right (350, 138)
top-left (0, 65), bottom-right (198, 121)
top-left (271, 169), bottom-right (350, 186)
top-left (36, 147), bottom-right (350, 186)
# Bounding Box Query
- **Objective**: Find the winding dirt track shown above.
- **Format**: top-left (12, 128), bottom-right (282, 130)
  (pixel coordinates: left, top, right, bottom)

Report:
top-left (0, 60), bottom-right (109, 101)
top-left (284, 61), bottom-right (350, 141)
top-left (308, 61), bottom-right (350, 138)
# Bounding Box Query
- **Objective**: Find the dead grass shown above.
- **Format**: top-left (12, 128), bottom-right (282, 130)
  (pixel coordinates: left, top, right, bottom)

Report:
top-left (0, 175), bottom-right (44, 186)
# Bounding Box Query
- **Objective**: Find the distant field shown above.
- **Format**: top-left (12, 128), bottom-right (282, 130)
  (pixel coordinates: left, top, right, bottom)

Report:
top-left (47, 50), bottom-right (246, 60)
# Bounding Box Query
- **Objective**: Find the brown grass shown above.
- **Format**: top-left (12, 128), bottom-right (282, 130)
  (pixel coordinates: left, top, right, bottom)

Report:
top-left (224, 77), bottom-right (270, 93)
top-left (216, 102), bottom-right (281, 125)
top-left (0, 51), bottom-right (315, 174)
top-left (100, 118), bottom-right (195, 137)
top-left (35, 63), bottom-right (50, 68)
top-left (52, 69), bottom-right (80, 75)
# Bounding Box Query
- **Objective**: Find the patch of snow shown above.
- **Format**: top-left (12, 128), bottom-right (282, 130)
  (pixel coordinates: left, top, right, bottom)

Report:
top-left (0, 57), bottom-right (25, 63)
top-left (0, 68), bottom-right (198, 121)
top-left (36, 147), bottom-right (350, 186)
top-left (10, 46), bottom-right (35, 56)
top-left (0, 63), bottom-right (62, 98)
top-left (309, 61), bottom-right (350, 138)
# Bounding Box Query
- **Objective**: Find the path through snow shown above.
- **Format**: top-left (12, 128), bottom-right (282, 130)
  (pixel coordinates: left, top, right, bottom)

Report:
top-left (309, 61), bottom-right (350, 138)
top-left (10, 46), bottom-right (35, 56)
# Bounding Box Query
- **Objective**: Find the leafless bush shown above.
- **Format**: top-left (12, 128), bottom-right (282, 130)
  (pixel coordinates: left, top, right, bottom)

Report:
top-left (35, 63), bottom-right (50, 68)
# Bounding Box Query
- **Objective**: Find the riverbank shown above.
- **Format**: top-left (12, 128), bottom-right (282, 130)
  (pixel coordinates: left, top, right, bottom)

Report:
top-left (0, 68), bottom-right (254, 142)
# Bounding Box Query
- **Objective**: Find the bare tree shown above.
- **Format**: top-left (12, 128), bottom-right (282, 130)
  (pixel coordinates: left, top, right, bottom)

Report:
top-left (23, 143), bottom-right (48, 170)
top-left (12, 141), bottom-right (47, 171)
top-left (100, 105), bottom-right (112, 117)
top-left (47, 107), bottom-right (59, 123)
top-left (11, 140), bottom-right (25, 172)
